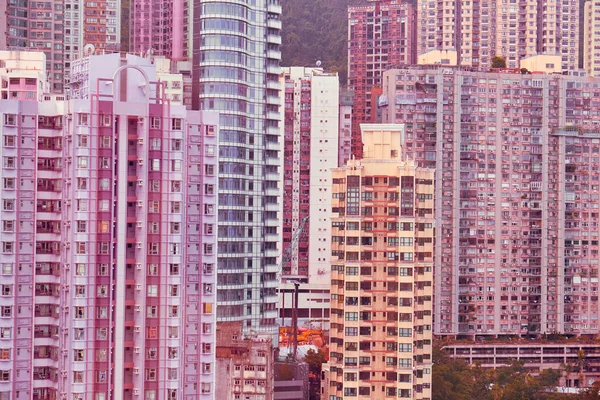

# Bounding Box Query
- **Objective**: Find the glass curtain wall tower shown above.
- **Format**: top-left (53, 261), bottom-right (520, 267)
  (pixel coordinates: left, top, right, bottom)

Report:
top-left (193, 0), bottom-right (283, 333)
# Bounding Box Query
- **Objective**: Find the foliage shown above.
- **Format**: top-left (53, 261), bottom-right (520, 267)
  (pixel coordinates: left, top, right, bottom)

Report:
top-left (304, 348), bottom-right (328, 400)
top-left (432, 345), bottom-right (566, 400)
top-left (281, 0), bottom-right (379, 84)
top-left (304, 348), bottom-right (327, 376)
top-left (491, 56), bottom-right (507, 68)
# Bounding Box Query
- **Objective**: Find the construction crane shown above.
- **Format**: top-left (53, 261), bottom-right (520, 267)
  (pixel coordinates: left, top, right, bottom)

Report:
top-left (277, 215), bottom-right (309, 281)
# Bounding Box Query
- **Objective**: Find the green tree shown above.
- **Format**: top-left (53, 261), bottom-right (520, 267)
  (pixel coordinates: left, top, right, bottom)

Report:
top-left (492, 56), bottom-right (507, 68)
top-left (304, 348), bottom-right (328, 400)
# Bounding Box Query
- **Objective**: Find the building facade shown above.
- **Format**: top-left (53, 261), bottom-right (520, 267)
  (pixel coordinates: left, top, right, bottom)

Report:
top-left (192, 0), bottom-right (283, 334)
top-left (278, 67), bottom-right (339, 329)
top-left (347, 0), bottom-right (417, 159)
top-left (129, 0), bottom-right (187, 59)
top-left (338, 89), bottom-right (353, 168)
top-left (215, 322), bottom-right (274, 400)
top-left (0, 52), bottom-right (217, 400)
top-left (417, 0), bottom-right (580, 71)
top-left (1, 0), bottom-right (120, 92)
top-left (584, 0), bottom-right (600, 77)
top-left (381, 65), bottom-right (600, 337)
top-left (327, 124), bottom-right (434, 399)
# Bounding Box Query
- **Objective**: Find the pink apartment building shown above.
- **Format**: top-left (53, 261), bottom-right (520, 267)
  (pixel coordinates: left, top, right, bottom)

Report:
top-left (0, 52), bottom-right (218, 400)
top-left (381, 66), bottom-right (600, 338)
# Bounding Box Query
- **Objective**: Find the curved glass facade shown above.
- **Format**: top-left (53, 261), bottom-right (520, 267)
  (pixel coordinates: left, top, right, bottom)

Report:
top-left (193, 0), bottom-right (282, 333)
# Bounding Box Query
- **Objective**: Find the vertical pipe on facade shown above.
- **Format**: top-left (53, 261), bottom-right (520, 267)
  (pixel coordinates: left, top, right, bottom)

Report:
top-left (171, 0), bottom-right (184, 60)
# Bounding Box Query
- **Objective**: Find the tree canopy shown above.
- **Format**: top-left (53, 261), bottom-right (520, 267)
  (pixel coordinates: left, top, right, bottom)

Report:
top-left (432, 344), bottom-right (576, 400)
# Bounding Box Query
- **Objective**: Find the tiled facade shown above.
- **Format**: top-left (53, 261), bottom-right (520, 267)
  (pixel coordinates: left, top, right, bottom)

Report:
top-left (278, 67), bottom-right (339, 328)
top-left (380, 65), bottom-right (600, 337)
top-left (1, 0), bottom-right (120, 92)
top-left (327, 125), bottom-right (434, 400)
top-left (130, 0), bottom-right (187, 59)
top-left (417, 0), bottom-right (579, 71)
top-left (215, 322), bottom-right (274, 400)
top-left (347, 0), bottom-right (417, 159)
top-left (584, 0), bottom-right (600, 77)
top-left (192, 0), bottom-right (283, 334)
top-left (0, 53), bottom-right (218, 399)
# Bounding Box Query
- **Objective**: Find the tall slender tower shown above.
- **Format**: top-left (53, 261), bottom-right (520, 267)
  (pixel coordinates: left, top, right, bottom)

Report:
top-left (328, 124), bottom-right (434, 399)
top-left (192, 0), bottom-right (283, 334)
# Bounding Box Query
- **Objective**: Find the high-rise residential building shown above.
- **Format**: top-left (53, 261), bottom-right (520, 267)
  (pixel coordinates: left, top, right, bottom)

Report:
top-left (584, 0), bottom-right (600, 76)
top-left (348, 0), bottom-right (416, 160)
top-left (192, 0), bottom-right (283, 334)
top-left (327, 124), bottom-right (434, 399)
top-left (278, 67), bottom-right (339, 328)
top-left (381, 65), bottom-right (600, 337)
top-left (1, 0), bottom-right (120, 92)
top-left (129, 0), bottom-right (187, 59)
top-left (0, 52), bottom-right (218, 399)
top-left (417, 0), bottom-right (579, 71)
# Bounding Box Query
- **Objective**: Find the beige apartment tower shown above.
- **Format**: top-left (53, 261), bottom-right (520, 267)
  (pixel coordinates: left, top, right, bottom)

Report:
top-left (327, 124), bottom-right (434, 399)
top-left (584, 0), bottom-right (600, 76)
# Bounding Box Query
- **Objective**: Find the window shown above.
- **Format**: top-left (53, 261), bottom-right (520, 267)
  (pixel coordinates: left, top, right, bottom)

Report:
top-left (147, 285), bottom-right (158, 297)
top-left (205, 145), bottom-right (215, 155)
top-left (2, 221), bottom-right (13, 232)
top-left (76, 221), bottom-right (87, 233)
top-left (73, 371), bottom-right (84, 383)
top-left (97, 264), bottom-right (109, 276)
top-left (147, 327), bottom-right (158, 339)
top-left (169, 285), bottom-right (179, 296)
top-left (77, 113), bottom-right (89, 126)
top-left (76, 242), bottom-right (86, 254)
top-left (77, 156), bottom-right (88, 168)
top-left (202, 303), bottom-right (212, 314)
top-left (205, 125), bottom-right (215, 136)
top-left (205, 184), bottom-right (214, 195)
top-left (1, 243), bottom-right (13, 254)
top-left (3, 136), bottom-right (15, 147)
top-left (167, 368), bottom-right (177, 380)
top-left (3, 114), bottom-right (16, 126)
top-left (147, 348), bottom-right (157, 360)
top-left (168, 306), bottom-right (178, 317)
top-left (205, 164), bottom-right (214, 175)
top-left (97, 285), bottom-right (108, 297)
top-left (171, 139), bottom-right (182, 150)
top-left (151, 159), bottom-right (160, 171)
top-left (99, 178), bottom-right (110, 190)
top-left (169, 264), bottom-right (179, 275)
top-left (150, 117), bottom-right (161, 129)
top-left (147, 306), bottom-right (158, 318)
top-left (96, 328), bottom-right (108, 340)
top-left (146, 368), bottom-right (157, 381)
top-left (171, 181), bottom-right (181, 192)
top-left (172, 118), bottom-right (182, 130)
top-left (77, 135), bottom-right (88, 147)
top-left (148, 264), bottom-right (158, 275)
top-left (168, 326), bottom-right (178, 338)
top-left (3, 178), bottom-right (14, 190)
top-left (97, 306), bottom-right (108, 319)
top-left (171, 160), bottom-right (182, 172)
top-left (148, 243), bottom-right (159, 255)
top-left (150, 138), bottom-right (161, 150)
top-left (171, 202), bottom-right (181, 213)
top-left (202, 323), bottom-right (212, 334)
top-left (73, 349), bottom-right (84, 361)
top-left (77, 178), bottom-right (88, 190)
top-left (74, 306), bottom-right (85, 319)
top-left (0, 307), bottom-right (11, 318)
top-left (149, 180), bottom-right (160, 192)
top-left (3, 157), bottom-right (14, 169)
